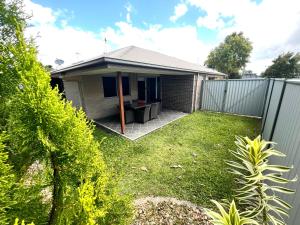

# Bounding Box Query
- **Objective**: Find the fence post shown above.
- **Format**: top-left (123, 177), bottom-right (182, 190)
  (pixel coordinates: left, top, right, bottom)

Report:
top-left (261, 79), bottom-right (274, 134)
top-left (199, 79), bottom-right (205, 110)
top-left (221, 79), bottom-right (228, 112)
top-left (269, 80), bottom-right (287, 141)
top-left (261, 79), bottom-right (271, 117)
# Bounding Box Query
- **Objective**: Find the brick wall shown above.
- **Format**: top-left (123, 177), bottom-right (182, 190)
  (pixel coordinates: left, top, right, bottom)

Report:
top-left (161, 75), bottom-right (196, 113)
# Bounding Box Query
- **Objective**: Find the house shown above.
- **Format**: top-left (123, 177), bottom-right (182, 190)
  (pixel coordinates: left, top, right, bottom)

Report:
top-left (241, 70), bottom-right (259, 79)
top-left (51, 46), bottom-right (226, 137)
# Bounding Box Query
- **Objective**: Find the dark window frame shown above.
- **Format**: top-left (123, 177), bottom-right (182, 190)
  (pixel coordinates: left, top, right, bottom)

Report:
top-left (102, 76), bottom-right (117, 97)
top-left (122, 76), bottom-right (130, 96)
top-left (102, 76), bottom-right (130, 98)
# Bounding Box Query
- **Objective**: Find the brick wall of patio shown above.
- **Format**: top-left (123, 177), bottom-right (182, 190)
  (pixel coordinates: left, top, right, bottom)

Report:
top-left (161, 75), bottom-right (196, 113)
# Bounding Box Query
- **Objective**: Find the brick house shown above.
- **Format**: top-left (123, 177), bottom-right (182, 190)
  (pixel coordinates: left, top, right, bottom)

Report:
top-left (51, 46), bottom-right (226, 136)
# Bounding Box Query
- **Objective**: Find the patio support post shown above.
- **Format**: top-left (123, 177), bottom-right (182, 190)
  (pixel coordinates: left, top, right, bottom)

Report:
top-left (117, 72), bottom-right (125, 134)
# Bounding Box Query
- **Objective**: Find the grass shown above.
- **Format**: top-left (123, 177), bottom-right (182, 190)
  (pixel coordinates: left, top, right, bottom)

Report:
top-left (94, 111), bottom-right (261, 208)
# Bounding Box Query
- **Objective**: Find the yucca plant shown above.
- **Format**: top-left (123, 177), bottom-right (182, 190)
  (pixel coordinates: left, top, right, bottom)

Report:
top-left (227, 136), bottom-right (297, 225)
top-left (206, 200), bottom-right (258, 225)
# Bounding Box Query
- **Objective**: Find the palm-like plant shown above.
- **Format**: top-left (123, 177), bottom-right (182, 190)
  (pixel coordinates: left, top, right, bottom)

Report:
top-left (227, 136), bottom-right (297, 225)
top-left (206, 200), bottom-right (258, 225)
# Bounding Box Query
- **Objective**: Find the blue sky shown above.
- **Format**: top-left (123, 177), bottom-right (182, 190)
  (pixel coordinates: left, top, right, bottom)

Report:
top-left (24, 0), bottom-right (300, 73)
top-left (32, 0), bottom-right (217, 44)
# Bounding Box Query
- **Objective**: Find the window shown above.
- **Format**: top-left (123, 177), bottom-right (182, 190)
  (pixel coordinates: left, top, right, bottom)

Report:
top-left (102, 76), bottom-right (130, 97)
top-left (122, 76), bottom-right (130, 96)
top-left (103, 77), bottom-right (117, 97)
top-left (208, 77), bottom-right (216, 80)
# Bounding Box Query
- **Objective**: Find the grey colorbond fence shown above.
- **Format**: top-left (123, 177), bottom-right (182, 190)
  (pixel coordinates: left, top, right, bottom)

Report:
top-left (262, 79), bottom-right (300, 225)
top-left (200, 78), bottom-right (300, 225)
top-left (201, 79), bottom-right (269, 117)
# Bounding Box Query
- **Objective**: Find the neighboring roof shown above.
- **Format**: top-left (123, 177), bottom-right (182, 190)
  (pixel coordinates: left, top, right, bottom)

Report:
top-left (52, 46), bottom-right (226, 76)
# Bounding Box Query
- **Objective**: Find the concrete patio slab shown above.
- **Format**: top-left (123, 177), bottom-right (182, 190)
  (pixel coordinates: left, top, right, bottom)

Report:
top-left (94, 110), bottom-right (188, 140)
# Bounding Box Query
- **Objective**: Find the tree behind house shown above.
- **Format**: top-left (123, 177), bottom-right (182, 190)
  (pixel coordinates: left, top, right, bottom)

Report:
top-left (205, 32), bottom-right (253, 79)
top-left (0, 0), bottom-right (132, 224)
top-left (262, 52), bottom-right (300, 78)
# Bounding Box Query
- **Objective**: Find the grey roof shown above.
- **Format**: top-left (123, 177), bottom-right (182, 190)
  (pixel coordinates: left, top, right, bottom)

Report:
top-left (52, 46), bottom-right (226, 76)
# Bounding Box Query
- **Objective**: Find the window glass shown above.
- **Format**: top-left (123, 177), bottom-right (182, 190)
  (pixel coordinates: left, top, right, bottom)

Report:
top-left (122, 76), bottom-right (130, 96)
top-left (103, 77), bottom-right (117, 97)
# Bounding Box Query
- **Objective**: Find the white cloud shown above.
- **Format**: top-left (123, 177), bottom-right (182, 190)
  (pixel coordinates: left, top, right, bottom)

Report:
top-left (187, 0), bottom-right (300, 73)
top-left (125, 2), bottom-right (133, 23)
top-left (23, 0), bottom-right (108, 68)
top-left (170, 3), bottom-right (188, 22)
top-left (101, 22), bottom-right (210, 64)
top-left (23, 0), bottom-right (300, 74)
top-left (24, 0), bottom-right (209, 69)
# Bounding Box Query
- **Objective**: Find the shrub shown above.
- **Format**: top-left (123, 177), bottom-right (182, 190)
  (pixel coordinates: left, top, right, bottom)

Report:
top-left (0, 133), bottom-right (15, 224)
top-left (227, 136), bottom-right (296, 224)
top-left (13, 218), bottom-right (34, 225)
top-left (1, 1), bottom-right (132, 224)
top-left (206, 200), bottom-right (258, 225)
top-left (207, 136), bottom-right (296, 225)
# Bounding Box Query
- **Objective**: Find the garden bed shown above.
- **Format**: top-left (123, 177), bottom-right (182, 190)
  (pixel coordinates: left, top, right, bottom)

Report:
top-left (132, 196), bottom-right (212, 225)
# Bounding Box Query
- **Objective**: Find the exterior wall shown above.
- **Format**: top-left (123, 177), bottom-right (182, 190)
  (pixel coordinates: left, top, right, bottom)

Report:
top-left (63, 72), bottom-right (220, 119)
top-left (64, 73), bottom-right (138, 119)
top-left (194, 74), bottom-right (204, 111)
top-left (161, 75), bottom-right (195, 113)
top-left (63, 77), bottom-right (83, 110)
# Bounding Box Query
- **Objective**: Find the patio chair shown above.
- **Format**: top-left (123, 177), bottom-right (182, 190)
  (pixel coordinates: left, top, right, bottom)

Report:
top-left (150, 102), bottom-right (159, 120)
top-left (135, 104), bottom-right (151, 123)
top-left (125, 108), bottom-right (135, 124)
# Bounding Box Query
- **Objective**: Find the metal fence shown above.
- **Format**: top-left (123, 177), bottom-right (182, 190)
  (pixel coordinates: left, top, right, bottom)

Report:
top-left (261, 79), bottom-right (300, 225)
top-left (201, 79), bottom-right (269, 117)
top-left (200, 78), bottom-right (300, 224)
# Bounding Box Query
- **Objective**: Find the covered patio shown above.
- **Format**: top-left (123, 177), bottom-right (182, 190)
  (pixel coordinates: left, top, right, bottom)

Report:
top-left (95, 110), bottom-right (187, 140)
top-left (51, 46), bottom-right (225, 140)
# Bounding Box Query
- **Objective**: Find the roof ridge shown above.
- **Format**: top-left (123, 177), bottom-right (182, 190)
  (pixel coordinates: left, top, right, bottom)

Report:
top-left (127, 45), bottom-right (207, 69)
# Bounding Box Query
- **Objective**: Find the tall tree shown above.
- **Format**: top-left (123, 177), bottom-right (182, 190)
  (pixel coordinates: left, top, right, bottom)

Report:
top-left (0, 0), bottom-right (28, 128)
top-left (205, 32), bottom-right (253, 79)
top-left (262, 52), bottom-right (300, 78)
top-left (0, 1), bottom-right (132, 224)
top-left (0, 133), bottom-right (16, 224)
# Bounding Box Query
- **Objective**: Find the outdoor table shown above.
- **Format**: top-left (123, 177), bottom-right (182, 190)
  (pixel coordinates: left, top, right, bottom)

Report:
top-left (129, 102), bottom-right (147, 110)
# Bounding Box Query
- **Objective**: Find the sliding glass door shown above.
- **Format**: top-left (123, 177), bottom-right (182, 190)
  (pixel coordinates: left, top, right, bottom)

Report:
top-left (137, 76), bottom-right (160, 103)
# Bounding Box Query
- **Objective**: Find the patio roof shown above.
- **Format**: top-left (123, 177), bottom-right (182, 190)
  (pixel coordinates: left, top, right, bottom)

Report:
top-left (51, 46), bottom-right (226, 77)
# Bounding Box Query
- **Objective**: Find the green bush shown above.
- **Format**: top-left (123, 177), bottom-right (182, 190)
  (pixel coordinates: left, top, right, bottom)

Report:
top-left (207, 136), bottom-right (296, 225)
top-left (206, 200), bottom-right (258, 225)
top-left (0, 1), bottom-right (132, 224)
top-left (227, 136), bottom-right (296, 224)
top-left (13, 218), bottom-right (34, 225)
top-left (0, 133), bottom-right (15, 224)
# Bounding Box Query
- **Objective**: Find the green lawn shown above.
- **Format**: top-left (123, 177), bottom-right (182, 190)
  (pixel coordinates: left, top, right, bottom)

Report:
top-left (94, 111), bottom-right (261, 207)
